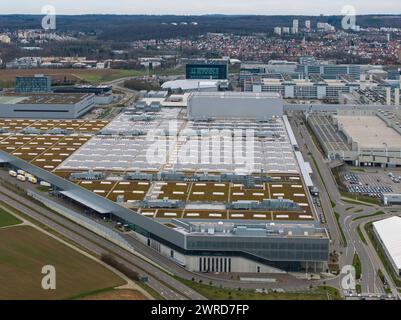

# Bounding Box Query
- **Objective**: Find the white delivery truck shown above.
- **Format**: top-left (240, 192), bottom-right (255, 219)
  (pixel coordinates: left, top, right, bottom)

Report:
top-left (17, 175), bottom-right (26, 182)
top-left (40, 181), bottom-right (51, 187)
top-left (28, 176), bottom-right (38, 184)
top-left (9, 170), bottom-right (17, 177)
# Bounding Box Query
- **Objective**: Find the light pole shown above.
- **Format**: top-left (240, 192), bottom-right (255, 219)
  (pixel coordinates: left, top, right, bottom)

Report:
top-left (383, 142), bottom-right (388, 159)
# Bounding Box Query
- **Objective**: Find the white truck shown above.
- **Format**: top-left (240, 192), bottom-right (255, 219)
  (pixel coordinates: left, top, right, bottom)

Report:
top-left (9, 170), bottom-right (17, 177)
top-left (40, 181), bottom-right (51, 187)
top-left (17, 175), bottom-right (26, 182)
top-left (28, 176), bottom-right (38, 184)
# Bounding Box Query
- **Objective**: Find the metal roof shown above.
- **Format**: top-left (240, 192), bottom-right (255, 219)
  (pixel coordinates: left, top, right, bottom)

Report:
top-left (59, 190), bottom-right (110, 214)
top-left (373, 216), bottom-right (401, 271)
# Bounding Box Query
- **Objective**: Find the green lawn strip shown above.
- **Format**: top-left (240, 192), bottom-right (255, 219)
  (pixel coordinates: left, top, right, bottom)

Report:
top-left (334, 211), bottom-right (347, 247)
top-left (0, 207), bottom-right (23, 228)
top-left (36, 185), bottom-right (50, 192)
top-left (352, 211), bottom-right (385, 222)
top-left (377, 269), bottom-right (393, 294)
top-left (365, 222), bottom-right (401, 287)
top-left (79, 68), bottom-right (184, 83)
top-left (79, 69), bottom-right (147, 83)
top-left (356, 224), bottom-right (367, 245)
top-left (0, 80), bottom-right (15, 88)
top-left (175, 277), bottom-right (341, 300)
top-left (341, 197), bottom-right (375, 207)
top-left (340, 192), bottom-right (379, 206)
top-left (352, 253), bottom-right (362, 280)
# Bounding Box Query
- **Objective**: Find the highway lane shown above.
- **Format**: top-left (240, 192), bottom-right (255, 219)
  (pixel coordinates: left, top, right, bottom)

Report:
top-left (0, 185), bottom-right (206, 300)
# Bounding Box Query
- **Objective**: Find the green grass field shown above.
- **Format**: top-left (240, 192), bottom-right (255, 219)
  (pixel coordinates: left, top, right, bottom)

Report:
top-left (0, 207), bottom-right (22, 228)
top-left (177, 278), bottom-right (341, 300)
top-left (353, 253), bottom-right (362, 280)
top-left (78, 69), bottom-right (147, 83)
top-left (0, 226), bottom-right (126, 299)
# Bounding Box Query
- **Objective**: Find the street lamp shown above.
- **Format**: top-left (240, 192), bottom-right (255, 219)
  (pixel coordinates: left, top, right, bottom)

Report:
top-left (383, 142), bottom-right (388, 159)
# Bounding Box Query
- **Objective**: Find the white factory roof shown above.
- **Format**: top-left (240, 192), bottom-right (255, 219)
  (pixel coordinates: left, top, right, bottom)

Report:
top-left (373, 216), bottom-right (401, 271)
top-left (161, 79), bottom-right (223, 91)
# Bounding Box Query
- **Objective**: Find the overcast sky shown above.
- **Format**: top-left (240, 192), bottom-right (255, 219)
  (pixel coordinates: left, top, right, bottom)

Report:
top-left (1, 0), bottom-right (401, 15)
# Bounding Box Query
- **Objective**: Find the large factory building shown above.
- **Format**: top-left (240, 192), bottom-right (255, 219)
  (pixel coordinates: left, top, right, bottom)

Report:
top-left (0, 93), bottom-right (95, 119)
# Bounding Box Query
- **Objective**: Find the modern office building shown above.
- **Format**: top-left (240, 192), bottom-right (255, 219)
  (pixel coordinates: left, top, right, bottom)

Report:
top-left (246, 77), bottom-right (373, 100)
top-left (186, 59), bottom-right (229, 80)
top-left (15, 75), bottom-right (52, 93)
top-left (296, 64), bottom-right (361, 80)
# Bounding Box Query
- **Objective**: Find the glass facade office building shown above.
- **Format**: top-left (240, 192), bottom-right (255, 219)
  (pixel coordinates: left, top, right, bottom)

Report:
top-left (186, 63), bottom-right (228, 80)
top-left (15, 75), bottom-right (52, 93)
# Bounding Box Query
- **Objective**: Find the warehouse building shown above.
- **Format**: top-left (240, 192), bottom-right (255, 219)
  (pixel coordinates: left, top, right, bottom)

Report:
top-left (0, 93), bottom-right (95, 119)
top-left (188, 92), bottom-right (283, 119)
top-left (373, 217), bottom-right (401, 276)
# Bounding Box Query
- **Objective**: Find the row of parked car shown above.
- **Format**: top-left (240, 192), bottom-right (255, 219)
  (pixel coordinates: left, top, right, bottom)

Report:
top-left (343, 173), bottom-right (359, 183)
top-left (312, 196), bottom-right (326, 224)
top-left (347, 185), bottom-right (393, 197)
top-left (388, 172), bottom-right (401, 183)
